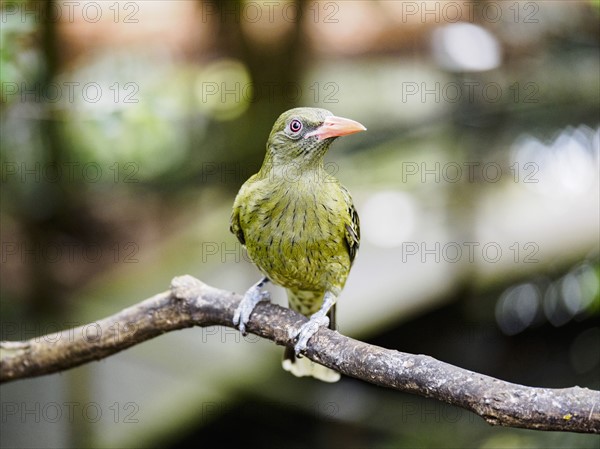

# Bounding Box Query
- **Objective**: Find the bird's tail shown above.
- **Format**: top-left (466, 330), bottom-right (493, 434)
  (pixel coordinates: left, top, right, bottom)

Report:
top-left (282, 347), bottom-right (340, 382)
top-left (283, 289), bottom-right (340, 382)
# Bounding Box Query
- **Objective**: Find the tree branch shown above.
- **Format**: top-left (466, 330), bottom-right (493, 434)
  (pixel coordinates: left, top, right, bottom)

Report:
top-left (1, 275), bottom-right (598, 433)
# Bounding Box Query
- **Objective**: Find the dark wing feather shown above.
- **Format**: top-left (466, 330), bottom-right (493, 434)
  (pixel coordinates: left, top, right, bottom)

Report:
top-left (327, 304), bottom-right (337, 331)
top-left (230, 198), bottom-right (246, 246)
top-left (340, 185), bottom-right (360, 265)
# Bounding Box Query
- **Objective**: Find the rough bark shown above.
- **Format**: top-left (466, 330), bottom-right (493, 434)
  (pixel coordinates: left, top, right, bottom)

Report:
top-left (1, 275), bottom-right (598, 434)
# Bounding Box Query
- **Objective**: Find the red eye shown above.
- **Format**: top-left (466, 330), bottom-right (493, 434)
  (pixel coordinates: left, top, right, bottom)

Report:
top-left (289, 119), bottom-right (302, 133)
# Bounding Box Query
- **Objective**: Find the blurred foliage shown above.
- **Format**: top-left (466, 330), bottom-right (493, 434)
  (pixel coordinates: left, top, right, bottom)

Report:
top-left (1, 1), bottom-right (599, 448)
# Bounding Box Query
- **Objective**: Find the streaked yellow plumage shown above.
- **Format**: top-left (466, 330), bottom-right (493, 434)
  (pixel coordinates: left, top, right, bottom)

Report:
top-left (231, 107), bottom-right (364, 382)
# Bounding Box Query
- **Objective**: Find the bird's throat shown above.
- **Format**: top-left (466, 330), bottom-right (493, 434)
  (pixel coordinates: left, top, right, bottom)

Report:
top-left (258, 160), bottom-right (330, 186)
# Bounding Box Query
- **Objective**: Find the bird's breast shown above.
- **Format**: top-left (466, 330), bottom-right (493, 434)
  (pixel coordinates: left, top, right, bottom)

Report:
top-left (240, 176), bottom-right (350, 293)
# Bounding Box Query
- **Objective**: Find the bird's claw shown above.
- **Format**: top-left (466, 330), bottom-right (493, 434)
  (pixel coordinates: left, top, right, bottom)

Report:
top-left (294, 315), bottom-right (330, 356)
top-left (233, 287), bottom-right (270, 335)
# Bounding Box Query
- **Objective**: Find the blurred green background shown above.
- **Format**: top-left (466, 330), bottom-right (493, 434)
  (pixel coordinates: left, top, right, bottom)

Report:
top-left (1, 1), bottom-right (599, 448)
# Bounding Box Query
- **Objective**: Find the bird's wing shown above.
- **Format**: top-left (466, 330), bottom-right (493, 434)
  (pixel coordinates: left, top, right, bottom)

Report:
top-left (229, 204), bottom-right (245, 246)
top-left (230, 181), bottom-right (251, 246)
top-left (340, 185), bottom-right (360, 265)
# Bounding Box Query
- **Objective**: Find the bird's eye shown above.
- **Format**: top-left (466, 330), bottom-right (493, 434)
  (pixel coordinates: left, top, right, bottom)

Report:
top-left (289, 119), bottom-right (303, 133)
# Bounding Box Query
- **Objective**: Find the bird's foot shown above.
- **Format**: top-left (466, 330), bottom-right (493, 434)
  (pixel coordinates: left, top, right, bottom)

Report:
top-left (233, 280), bottom-right (270, 335)
top-left (294, 314), bottom-right (329, 356)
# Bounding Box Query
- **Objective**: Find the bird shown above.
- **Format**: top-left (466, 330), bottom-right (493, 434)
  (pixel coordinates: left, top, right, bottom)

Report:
top-left (230, 107), bottom-right (365, 382)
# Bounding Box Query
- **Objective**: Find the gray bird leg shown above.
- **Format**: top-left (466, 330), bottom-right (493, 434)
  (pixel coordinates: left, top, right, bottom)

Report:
top-left (233, 277), bottom-right (270, 335)
top-left (294, 291), bottom-right (337, 355)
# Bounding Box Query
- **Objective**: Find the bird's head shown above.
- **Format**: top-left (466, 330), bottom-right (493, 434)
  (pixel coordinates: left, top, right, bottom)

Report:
top-left (263, 107), bottom-right (366, 168)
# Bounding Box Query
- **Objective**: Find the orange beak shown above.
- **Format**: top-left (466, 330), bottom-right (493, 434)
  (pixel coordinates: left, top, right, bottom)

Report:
top-left (304, 115), bottom-right (367, 141)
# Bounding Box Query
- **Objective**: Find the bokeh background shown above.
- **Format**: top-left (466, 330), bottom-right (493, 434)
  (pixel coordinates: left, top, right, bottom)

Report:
top-left (1, 1), bottom-right (599, 448)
